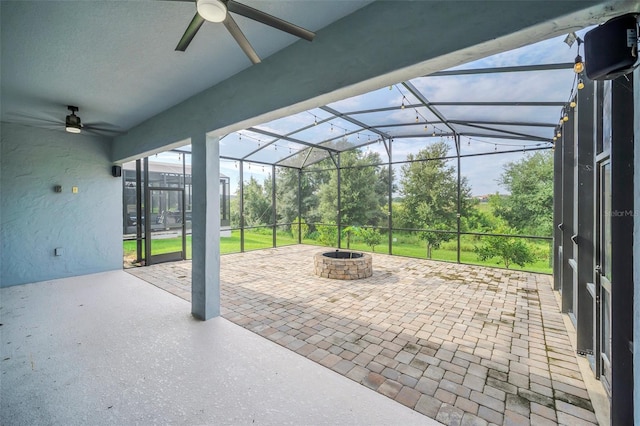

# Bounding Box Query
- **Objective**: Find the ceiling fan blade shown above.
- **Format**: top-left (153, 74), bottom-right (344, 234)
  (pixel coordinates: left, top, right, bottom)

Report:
top-left (226, 1), bottom-right (315, 42)
top-left (176, 12), bottom-right (206, 51)
top-left (84, 128), bottom-right (123, 137)
top-left (5, 111), bottom-right (61, 125)
top-left (84, 123), bottom-right (124, 135)
top-left (223, 15), bottom-right (261, 64)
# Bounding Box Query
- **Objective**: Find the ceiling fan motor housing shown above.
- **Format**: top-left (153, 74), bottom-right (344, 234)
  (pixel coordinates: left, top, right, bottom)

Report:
top-left (66, 113), bottom-right (81, 127)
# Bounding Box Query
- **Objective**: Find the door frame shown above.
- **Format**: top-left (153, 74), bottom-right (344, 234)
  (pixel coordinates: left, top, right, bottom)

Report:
top-left (594, 153), bottom-right (612, 393)
top-left (145, 186), bottom-right (186, 265)
top-left (143, 156), bottom-right (187, 265)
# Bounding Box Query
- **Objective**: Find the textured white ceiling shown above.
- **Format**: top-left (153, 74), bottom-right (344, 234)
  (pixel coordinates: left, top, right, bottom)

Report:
top-left (0, 0), bottom-right (370, 135)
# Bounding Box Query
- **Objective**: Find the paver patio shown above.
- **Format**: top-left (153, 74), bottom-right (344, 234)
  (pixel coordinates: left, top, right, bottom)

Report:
top-left (127, 245), bottom-right (598, 425)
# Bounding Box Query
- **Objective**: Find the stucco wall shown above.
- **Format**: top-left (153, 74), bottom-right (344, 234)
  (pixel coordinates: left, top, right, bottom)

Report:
top-left (0, 123), bottom-right (122, 287)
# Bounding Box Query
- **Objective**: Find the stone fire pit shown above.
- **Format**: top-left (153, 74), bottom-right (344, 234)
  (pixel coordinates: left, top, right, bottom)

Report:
top-left (314, 250), bottom-right (372, 280)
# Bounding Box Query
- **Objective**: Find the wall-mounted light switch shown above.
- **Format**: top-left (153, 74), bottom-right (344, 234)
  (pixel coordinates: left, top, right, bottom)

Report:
top-left (55, 247), bottom-right (64, 256)
top-left (72, 186), bottom-right (78, 194)
top-left (54, 185), bottom-right (62, 193)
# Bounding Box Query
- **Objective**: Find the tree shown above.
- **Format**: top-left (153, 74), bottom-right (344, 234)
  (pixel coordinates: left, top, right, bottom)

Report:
top-left (474, 226), bottom-right (536, 269)
top-left (492, 151), bottom-right (553, 236)
top-left (357, 227), bottom-right (382, 252)
top-left (230, 192), bottom-right (241, 228)
top-left (242, 176), bottom-right (272, 226)
top-left (275, 167), bottom-right (299, 226)
top-left (300, 166), bottom-right (331, 232)
top-left (276, 166), bottom-right (327, 227)
top-left (419, 222), bottom-right (452, 259)
top-left (460, 198), bottom-right (496, 233)
top-left (397, 140), bottom-right (472, 258)
top-left (342, 226), bottom-right (358, 249)
top-left (318, 147), bottom-right (389, 227)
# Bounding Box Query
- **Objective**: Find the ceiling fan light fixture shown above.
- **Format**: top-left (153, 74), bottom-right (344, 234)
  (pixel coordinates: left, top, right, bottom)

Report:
top-left (65, 106), bottom-right (82, 133)
top-left (197, 0), bottom-right (227, 23)
top-left (65, 119), bottom-right (81, 133)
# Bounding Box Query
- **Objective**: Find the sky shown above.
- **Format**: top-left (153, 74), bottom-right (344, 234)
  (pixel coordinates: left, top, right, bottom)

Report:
top-left (142, 27), bottom-right (591, 197)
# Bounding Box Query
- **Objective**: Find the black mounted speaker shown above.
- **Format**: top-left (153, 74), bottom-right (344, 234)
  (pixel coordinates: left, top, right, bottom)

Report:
top-left (584, 14), bottom-right (639, 80)
top-left (112, 165), bottom-right (122, 177)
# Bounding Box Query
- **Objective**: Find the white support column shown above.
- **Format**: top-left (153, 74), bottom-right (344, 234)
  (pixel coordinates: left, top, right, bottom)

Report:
top-left (191, 132), bottom-right (221, 320)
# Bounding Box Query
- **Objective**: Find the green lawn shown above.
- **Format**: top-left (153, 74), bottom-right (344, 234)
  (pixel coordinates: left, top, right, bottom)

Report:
top-left (221, 229), bottom-right (298, 253)
top-left (123, 229), bottom-right (552, 274)
top-left (123, 236), bottom-right (192, 259)
top-left (124, 230), bottom-right (296, 259)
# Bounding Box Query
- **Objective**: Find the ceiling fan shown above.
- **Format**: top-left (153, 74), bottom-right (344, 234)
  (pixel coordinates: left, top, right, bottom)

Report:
top-left (63, 105), bottom-right (121, 135)
top-left (65, 105), bottom-right (83, 133)
top-left (174, 0), bottom-right (316, 64)
top-left (6, 105), bottom-right (121, 136)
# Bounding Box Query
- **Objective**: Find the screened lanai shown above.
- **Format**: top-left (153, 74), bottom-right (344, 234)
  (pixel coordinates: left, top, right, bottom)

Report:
top-left (123, 29), bottom-right (615, 423)
top-left (117, 20), bottom-right (637, 424)
top-left (135, 32), bottom-right (582, 274)
top-left (4, 1), bottom-right (638, 424)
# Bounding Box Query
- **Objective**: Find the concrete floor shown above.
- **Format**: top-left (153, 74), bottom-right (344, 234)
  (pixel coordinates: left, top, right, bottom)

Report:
top-left (127, 245), bottom-right (607, 425)
top-left (0, 270), bottom-right (439, 425)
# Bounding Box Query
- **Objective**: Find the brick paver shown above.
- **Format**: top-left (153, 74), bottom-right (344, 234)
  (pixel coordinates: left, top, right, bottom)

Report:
top-left (127, 245), bottom-right (598, 425)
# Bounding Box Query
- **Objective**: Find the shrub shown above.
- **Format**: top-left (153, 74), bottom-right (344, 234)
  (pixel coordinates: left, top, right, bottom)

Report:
top-left (342, 226), bottom-right (359, 249)
top-left (305, 231), bottom-right (319, 241)
top-left (474, 228), bottom-right (536, 269)
top-left (317, 223), bottom-right (338, 247)
top-left (357, 228), bottom-right (382, 252)
top-left (291, 217), bottom-right (309, 239)
top-left (249, 226), bottom-right (273, 235)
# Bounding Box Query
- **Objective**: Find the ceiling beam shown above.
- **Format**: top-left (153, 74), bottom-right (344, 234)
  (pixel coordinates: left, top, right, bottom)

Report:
top-left (426, 62), bottom-right (573, 77)
top-left (342, 101), bottom-right (566, 117)
top-left (457, 122), bottom-right (550, 141)
top-left (402, 81), bottom-right (457, 136)
top-left (320, 105), bottom-right (390, 139)
top-left (459, 132), bottom-right (552, 142)
top-left (391, 132), bottom-right (457, 139)
top-left (246, 126), bottom-right (338, 153)
top-left (448, 119), bottom-right (556, 128)
top-left (429, 101), bottom-right (566, 107)
top-left (374, 121), bottom-right (446, 129)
